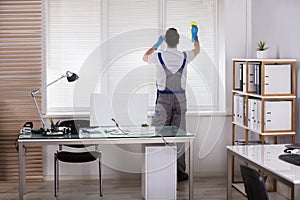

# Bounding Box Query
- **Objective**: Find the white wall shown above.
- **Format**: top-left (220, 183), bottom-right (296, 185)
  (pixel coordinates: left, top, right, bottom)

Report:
top-left (252, 0), bottom-right (300, 142)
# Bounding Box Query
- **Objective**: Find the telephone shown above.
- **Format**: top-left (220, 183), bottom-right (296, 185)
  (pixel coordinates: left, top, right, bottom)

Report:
top-left (22, 122), bottom-right (33, 132)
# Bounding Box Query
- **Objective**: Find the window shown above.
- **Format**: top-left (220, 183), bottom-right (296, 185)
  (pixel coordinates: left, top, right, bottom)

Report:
top-left (45, 0), bottom-right (220, 115)
top-left (46, 0), bottom-right (101, 113)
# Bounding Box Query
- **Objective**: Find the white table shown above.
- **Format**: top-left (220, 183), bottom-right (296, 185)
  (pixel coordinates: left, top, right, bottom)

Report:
top-left (227, 144), bottom-right (300, 200)
top-left (18, 126), bottom-right (194, 200)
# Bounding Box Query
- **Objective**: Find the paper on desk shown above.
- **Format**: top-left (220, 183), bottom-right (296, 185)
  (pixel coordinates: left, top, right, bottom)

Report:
top-left (79, 127), bottom-right (103, 138)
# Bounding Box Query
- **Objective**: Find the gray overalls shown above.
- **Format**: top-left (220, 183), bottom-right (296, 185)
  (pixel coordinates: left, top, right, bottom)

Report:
top-left (151, 51), bottom-right (187, 173)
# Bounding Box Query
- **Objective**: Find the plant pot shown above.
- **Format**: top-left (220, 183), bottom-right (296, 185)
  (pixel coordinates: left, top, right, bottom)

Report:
top-left (140, 126), bottom-right (150, 135)
top-left (256, 50), bottom-right (268, 59)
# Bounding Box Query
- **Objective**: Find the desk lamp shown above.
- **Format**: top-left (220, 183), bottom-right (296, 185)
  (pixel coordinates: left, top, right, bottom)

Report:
top-left (31, 71), bottom-right (79, 133)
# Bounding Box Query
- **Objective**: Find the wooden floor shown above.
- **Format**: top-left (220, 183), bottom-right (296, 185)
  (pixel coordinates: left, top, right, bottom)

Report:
top-left (0, 177), bottom-right (246, 200)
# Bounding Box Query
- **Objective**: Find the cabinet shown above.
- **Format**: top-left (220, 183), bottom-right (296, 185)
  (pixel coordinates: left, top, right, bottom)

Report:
top-left (142, 145), bottom-right (177, 200)
top-left (232, 58), bottom-right (296, 145)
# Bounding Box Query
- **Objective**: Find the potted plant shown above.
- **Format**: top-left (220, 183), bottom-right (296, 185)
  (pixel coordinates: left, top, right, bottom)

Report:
top-left (140, 123), bottom-right (149, 134)
top-left (256, 40), bottom-right (269, 59)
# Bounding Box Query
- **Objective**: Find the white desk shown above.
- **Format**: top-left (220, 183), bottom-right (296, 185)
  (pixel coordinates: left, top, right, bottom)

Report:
top-left (227, 144), bottom-right (300, 200)
top-left (18, 126), bottom-right (194, 200)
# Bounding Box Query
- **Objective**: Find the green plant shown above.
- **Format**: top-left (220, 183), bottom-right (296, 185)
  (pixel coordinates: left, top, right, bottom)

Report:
top-left (141, 123), bottom-right (149, 127)
top-left (256, 40), bottom-right (269, 51)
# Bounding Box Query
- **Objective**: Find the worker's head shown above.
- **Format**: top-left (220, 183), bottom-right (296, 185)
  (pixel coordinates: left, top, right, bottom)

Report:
top-left (165, 28), bottom-right (179, 48)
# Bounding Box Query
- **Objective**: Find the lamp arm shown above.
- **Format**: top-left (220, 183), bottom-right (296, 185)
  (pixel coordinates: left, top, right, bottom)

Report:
top-left (30, 74), bottom-right (67, 131)
top-left (31, 75), bottom-right (67, 95)
top-left (31, 92), bottom-right (46, 130)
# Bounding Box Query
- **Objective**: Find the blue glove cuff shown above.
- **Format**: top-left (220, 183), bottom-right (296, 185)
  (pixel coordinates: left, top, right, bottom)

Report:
top-left (153, 36), bottom-right (164, 49)
top-left (153, 43), bottom-right (160, 49)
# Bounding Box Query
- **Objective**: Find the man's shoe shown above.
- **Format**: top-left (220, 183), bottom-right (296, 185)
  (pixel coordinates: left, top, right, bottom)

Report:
top-left (177, 172), bottom-right (189, 182)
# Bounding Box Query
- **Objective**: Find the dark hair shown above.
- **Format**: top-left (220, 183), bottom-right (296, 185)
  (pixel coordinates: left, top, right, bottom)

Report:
top-left (165, 28), bottom-right (179, 47)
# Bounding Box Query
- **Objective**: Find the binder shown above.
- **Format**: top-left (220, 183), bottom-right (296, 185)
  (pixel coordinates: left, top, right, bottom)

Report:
top-left (238, 96), bottom-right (245, 126)
top-left (256, 100), bottom-right (262, 132)
top-left (252, 100), bottom-right (258, 131)
top-left (264, 101), bottom-right (292, 131)
top-left (248, 64), bottom-right (256, 92)
top-left (239, 64), bottom-right (243, 91)
top-left (242, 64), bottom-right (246, 92)
top-left (254, 64), bottom-right (261, 95)
top-left (233, 95), bottom-right (239, 124)
top-left (234, 62), bottom-right (240, 89)
top-left (247, 99), bottom-right (252, 129)
top-left (248, 99), bottom-right (257, 131)
top-left (234, 94), bottom-right (246, 126)
top-left (264, 64), bottom-right (291, 94)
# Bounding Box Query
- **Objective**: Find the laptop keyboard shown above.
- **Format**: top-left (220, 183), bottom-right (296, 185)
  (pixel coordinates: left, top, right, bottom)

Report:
top-left (279, 154), bottom-right (300, 166)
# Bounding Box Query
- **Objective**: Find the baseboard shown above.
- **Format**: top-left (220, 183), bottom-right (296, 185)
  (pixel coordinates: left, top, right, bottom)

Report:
top-left (193, 172), bottom-right (227, 177)
top-left (44, 172), bottom-right (227, 181)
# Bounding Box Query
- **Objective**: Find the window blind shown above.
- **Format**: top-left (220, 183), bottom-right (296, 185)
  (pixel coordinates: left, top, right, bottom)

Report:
top-left (107, 0), bottom-right (160, 111)
top-left (46, 0), bottom-right (101, 113)
top-left (46, 0), bottom-right (219, 114)
top-left (0, 0), bottom-right (43, 181)
top-left (165, 0), bottom-right (217, 111)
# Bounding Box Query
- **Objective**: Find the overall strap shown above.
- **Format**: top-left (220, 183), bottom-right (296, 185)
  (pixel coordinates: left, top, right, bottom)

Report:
top-left (180, 51), bottom-right (187, 70)
top-left (158, 52), bottom-right (167, 69)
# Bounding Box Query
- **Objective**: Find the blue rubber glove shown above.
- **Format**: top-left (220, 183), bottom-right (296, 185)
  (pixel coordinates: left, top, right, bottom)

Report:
top-left (191, 25), bottom-right (198, 42)
top-left (153, 36), bottom-right (164, 49)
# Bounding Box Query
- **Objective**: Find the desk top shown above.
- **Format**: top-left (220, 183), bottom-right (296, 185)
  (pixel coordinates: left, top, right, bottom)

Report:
top-left (18, 126), bottom-right (194, 144)
top-left (227, 144), bottom-right (300, 184)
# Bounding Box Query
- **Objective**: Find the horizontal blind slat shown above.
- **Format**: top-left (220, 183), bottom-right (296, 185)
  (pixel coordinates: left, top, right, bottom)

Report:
top-left (0, 0), bottom-right (43, 182)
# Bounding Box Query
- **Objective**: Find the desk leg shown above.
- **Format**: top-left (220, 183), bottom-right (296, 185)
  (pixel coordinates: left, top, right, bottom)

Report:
top-left (19, 142), bottom-right (26, 200)
top-left (189, 140), bottom-right (193, 200)
top-left (227, 150), bottom-right (232, 200)
top-left (293, 184), bottom-right (300, 200)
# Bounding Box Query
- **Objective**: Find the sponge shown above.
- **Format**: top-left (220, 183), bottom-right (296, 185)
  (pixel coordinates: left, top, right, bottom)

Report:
top-left (190, 21), bottom-right (198, 27)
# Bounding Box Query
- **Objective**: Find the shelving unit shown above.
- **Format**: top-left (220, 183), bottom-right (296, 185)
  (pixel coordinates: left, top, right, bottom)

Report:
top-left (231, 58), bottom-right (297, 191)
top-left (232, 58), bottom-right (296, 145)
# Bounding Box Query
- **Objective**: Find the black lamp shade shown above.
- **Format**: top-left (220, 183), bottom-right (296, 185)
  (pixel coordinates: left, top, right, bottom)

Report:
top-left (66, 71), bottom-right (79, 82)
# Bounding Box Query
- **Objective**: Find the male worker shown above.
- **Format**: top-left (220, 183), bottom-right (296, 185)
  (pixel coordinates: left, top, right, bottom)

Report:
top-left (143, 25), bottom-right (200, 182)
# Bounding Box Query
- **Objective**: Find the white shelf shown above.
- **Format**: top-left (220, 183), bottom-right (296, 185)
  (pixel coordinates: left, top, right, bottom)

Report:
top-left (232, 122), bottom-right (295, 136)
top-left (232, 58), bottom-right (296, 62)
top-left (232, 90), bottom-right (296, 99)
top-left (259, 132), bottom-right (295, 136)
top-left (232, 122), bottom-right (248, 130)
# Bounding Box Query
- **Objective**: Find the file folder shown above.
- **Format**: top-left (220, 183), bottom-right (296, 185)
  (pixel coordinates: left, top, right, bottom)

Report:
top-left (247, 99), bottom-right (252, 129)
top-left (248, 64), bottom-right (256, 92)
top-left (254, 64), bottom-right (261, 95)
top-left (248, 99), bottom-right (258, 131)
top-left (239, 64), bottom-right (243, 91)
top-left (242, 64), bottom-right (246, 92)
top-left (238, 95), bottom-right (246, 126)
top-left (234, 62), bottom-right (241, 89)
top-left (252, 100), bottom-right (258, 131)
top-left (256, 100), bottom-right (262, 132)
top-left (233, 95), bottom-right (240, 124)
top-left (234, 94), bottom-right (245, 126)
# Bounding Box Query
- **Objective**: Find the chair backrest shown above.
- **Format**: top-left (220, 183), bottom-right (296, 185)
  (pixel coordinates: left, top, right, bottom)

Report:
top-left (240, 163), bottom-right (269, 200)
top-left (58, 120), bottom-right (90, 135)
top-left (58, 120), bottom-right (90, 148)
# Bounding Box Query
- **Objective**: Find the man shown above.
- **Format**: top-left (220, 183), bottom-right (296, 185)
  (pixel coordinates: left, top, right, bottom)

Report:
top-left (143, 25), bottom-right (200, 182)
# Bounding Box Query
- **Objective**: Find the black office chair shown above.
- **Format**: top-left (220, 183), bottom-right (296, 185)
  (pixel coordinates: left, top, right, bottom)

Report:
top-left (54, 120), bottom-right (102, 197)
top-left (240, 163), bottom-right (269, 200)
